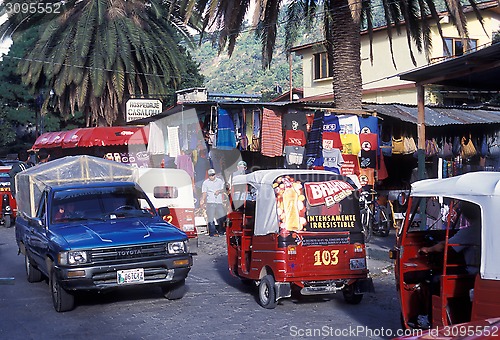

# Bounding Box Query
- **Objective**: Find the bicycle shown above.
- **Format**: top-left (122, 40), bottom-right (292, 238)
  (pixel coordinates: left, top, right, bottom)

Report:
top-left (359, 190), bottom-right (393, 242)
top-left (359, 191), bottom-right (375, 243)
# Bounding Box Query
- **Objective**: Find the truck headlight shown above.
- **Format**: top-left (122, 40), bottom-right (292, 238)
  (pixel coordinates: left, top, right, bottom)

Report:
top-left (167, 241), bottom-right (187, 254)
top-left (59, 251), bottom-right (88, 265)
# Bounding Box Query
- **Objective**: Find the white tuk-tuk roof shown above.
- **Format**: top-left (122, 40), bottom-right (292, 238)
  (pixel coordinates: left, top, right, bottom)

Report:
top-left (410, 172), bottom-right (500, 280)
top-left (233, 169), bottom-right (361, 236)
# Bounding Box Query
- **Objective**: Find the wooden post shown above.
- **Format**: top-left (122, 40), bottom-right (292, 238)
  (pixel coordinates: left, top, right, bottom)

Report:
top-left (417, 84), bottom-right (426, 180)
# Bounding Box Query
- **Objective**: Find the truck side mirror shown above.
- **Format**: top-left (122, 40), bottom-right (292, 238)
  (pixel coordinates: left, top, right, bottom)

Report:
top-left (29, 217), bottom-right (44, 228)
top-left (157, 206), bottom-right (170, 217)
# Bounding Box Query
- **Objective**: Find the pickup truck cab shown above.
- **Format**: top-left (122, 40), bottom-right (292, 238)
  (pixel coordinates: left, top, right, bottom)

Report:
top-left (15, 156), bottom-right (193, 312)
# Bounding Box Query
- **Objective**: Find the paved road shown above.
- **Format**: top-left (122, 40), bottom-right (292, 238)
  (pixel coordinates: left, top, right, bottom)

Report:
top-left (0, 226), bottom-right (408, 340)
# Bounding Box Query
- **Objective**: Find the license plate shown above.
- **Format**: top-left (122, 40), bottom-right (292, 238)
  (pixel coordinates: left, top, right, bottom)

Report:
top-left (117, 268), bottom-right (144, 284)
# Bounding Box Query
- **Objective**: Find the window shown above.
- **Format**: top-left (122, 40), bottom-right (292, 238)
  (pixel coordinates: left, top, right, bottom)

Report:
top-left (313, 52), bottom-right (332, 80)
top-left (443, 38), bottom-right (477, 57)
top-left (154, 186), bottom-right (178, 199)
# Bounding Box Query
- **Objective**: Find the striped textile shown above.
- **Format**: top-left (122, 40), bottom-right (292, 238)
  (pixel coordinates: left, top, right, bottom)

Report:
top-left (261, 108), bottom-right (283, 157)
top-left (305, 110), bottom-right (324, 166)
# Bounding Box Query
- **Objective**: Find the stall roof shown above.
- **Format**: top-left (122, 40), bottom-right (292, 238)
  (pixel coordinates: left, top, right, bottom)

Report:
top-left (33, 126), bottom-right (149, 149)
top-left (399, 42), bottom-right (500, 90)
top-left (363, 103), bottom-right (500, 126)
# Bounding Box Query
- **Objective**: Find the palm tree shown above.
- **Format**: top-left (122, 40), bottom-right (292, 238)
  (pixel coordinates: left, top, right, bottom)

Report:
top-left (0, 0), bottom-right (203, 126)
top-left (198, 0), bottom-right (482, 109)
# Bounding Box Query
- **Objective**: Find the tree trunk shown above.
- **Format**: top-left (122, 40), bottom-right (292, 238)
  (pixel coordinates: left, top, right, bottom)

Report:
top-left (330, 0), bottom-right (363, 110)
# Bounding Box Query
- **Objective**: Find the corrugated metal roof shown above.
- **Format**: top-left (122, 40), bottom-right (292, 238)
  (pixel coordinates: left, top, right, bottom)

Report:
top-left (363, 103), bottom-right (500, 126)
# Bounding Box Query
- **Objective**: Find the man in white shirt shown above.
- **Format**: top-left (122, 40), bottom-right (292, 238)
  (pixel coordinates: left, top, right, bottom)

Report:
top-left (200, 169), bottom-right (227, 237)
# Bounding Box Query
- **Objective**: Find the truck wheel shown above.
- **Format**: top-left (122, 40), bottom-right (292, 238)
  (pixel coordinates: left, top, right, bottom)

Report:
top-left (258, 275), bottom-right (277, 309)
top-left (4, 215), bottom-right (11, 228)
top-left (50, 268), bottom-right (74, 312)
top-left (25, 253), bottom-right (42, 283)
top-left (162, 279), bottom-right (186, 300)
top-left (343, 285), bottom-right (363, 304)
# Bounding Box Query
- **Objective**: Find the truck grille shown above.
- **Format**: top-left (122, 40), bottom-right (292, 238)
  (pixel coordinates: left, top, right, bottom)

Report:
top-left (89, 243), bottom-right (167, 264)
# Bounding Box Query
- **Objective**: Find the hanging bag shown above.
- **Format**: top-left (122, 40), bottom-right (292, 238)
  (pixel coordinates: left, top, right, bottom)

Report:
top-left (403, 136), bottom-right (417, 154)
top-left (425, 138), bottom-right (440, 157)
top-left (460, 135), bottom-right (477, 159)
top-left (392, 137), bottom-right (404, 154)
top-left (438, 137), bottom-right (453, 158)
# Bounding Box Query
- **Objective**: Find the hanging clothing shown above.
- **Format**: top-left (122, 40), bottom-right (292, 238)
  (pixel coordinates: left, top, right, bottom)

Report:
top-left (322, 113), bottom-right (341, 132)
top-left (284, 129), bottom-right (306, 146)
top-left (340, 134), bottom-right (361, 155)
top-left (216, 108), bottom-right (237, 150)
top-left (261, 108), bottom-right (283, 157)
top-left (284, 146), bottom-right (305, 167)
top-left (283, 109), bottom-right (308, 136)
top-left (167, 126), bottom-right (181, 158)
top-left (338, 115), bottom-right (361, 134)
top-left (147, 121), bottom-right (166, 155)
top-left (305, 111), bottom-right (324, 167)
top-left (245, 110), bottom-right (254, 151)
top-left (322, 132), bottom-right (343, 151)
top-left (175, 154), bottom-right (194, 178)
top-left (340, 154), bottom-right (361, 176)
top-left (358, 116), bottom-right (379, 135)
top-left (322, 148), bottom-right (344, 174)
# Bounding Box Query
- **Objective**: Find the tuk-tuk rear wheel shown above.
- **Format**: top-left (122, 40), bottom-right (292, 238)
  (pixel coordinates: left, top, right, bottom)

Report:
top-left (258, 275), bottom-right (277, 309)
top-left (342, 285), bottom-right (363, 304)
top-left (3, 215), bottom-right (11, 228)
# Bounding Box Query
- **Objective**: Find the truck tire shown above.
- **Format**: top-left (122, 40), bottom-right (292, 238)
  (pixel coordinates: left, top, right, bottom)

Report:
top-left (162, 279), bottom-right (186, 300)
top-left (50, 268), bottom-right (75, 312)
top-left (258, 275), bottom-right (277, 309)
top-left (25, 253), bottom-right (42, 283)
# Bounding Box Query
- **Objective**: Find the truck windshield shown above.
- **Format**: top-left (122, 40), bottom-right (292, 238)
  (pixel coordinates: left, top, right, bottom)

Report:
top-left (51, 186), bottom-right (155, 223)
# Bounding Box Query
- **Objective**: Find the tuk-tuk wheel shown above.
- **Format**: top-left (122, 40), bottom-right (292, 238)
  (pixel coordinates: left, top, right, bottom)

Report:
top-left (342, 285), bottom-right (363, 304)
top-left (258, 275), bottom-right (277, 309)
top-left (3, 215), bottom-right (11, 228)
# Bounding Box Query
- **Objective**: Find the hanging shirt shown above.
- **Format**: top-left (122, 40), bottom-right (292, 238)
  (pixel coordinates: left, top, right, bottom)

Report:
top-left (284, 146), bottom-right (305, 166)
top-left (147, 121), bottom-right (166, 155)
top-left (322, 132), bottom-right (343, 150)
top-left (340, 134), bottom-right (361, 155)
top-left (322, 113), bottom-right (341, 132)
top-left (283, 109), bottom-right (308, 136)
top-left (359, 116), bottom-right (379, 135)
top-left (175, 154), bottom-right (194, 178)
top-left (322, 148), bottom-right (344, 174)
top-left (340, 154), bottom-right (361, 176)
top-left (284, 129), bottom-right (306, 146)
top-left (261, 108), bottom-right (283, 157)
top-left (338, 115), bottom-right (361, 134)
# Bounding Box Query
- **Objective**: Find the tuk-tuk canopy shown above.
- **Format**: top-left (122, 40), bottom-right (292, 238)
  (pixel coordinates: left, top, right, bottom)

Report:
top-left (410, 172), bottom-right (500, 280)
top-left (232, 170), bottom-right (361, 236)
top-left (16, 155), bottom-right (135, 218)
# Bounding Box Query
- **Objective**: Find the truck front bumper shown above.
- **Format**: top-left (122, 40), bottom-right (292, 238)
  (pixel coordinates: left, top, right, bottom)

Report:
top-left (55, 256), bottom-right (192, 291)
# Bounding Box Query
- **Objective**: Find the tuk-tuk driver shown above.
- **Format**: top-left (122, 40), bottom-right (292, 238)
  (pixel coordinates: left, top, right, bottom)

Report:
top-left (200, 169), bottom-right (227, 237)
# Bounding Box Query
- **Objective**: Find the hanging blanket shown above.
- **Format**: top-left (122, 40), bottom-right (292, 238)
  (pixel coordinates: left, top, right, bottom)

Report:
top-left (261, 108), bottom-right (283, 157)
top-left (216, 108), bottom-right (237, 150)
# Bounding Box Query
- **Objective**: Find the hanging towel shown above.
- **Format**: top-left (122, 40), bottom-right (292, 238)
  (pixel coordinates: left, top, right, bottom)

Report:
top-left (216, 108), bottom-right (237, 150)
top-left (261, 108), bottom-right (283, 157)
top-left (167, 126), bottom-right (181, 158)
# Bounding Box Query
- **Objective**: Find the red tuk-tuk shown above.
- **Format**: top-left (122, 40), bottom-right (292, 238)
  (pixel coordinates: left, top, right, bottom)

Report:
top-left (226, 170), bottom-right (374, 308)
top-left (390, 172), bottom-right (500, 330)
top-left (0, 165), bottom-right (16, 228)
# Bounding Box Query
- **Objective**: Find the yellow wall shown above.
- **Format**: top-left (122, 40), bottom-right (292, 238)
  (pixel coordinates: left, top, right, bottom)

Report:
top-left (296, 7), bottom-right (500, 105)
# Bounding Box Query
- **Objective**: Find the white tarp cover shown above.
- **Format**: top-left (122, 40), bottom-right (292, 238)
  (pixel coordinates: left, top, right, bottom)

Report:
top-left (16, 155), bottom-right (135, 218)
top-left (410, 172), bottom-right (500, 280)
top-left (232, 169), bottom-right (361, 236)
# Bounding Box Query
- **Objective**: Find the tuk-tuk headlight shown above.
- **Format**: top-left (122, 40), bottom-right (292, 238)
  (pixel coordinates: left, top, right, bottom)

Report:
top-left (167, 241), bottom-right (187, 254)
top-left (59, 251), bottom-right (88, 265)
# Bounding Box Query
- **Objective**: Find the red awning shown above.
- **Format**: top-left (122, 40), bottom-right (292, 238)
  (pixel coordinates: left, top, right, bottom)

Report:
top-left (33, 126), bottom-right (149, 149)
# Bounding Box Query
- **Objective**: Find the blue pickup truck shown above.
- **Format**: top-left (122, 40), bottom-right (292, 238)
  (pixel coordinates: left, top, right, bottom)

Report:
top-left (14, 156), bottom-right (193, 312)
